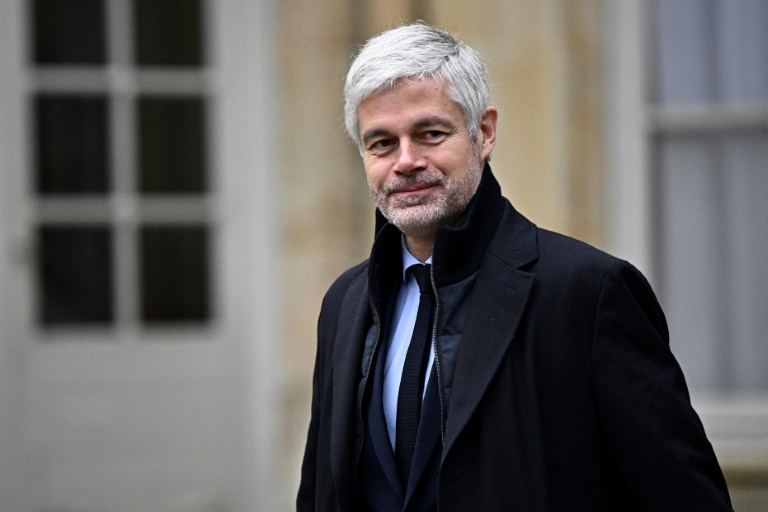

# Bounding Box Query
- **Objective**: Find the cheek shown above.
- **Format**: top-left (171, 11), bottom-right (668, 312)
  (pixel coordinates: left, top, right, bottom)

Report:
top-left (363, 162), bottom-right (389, 190)
top-left (433, 145), bottom-right (473, 174)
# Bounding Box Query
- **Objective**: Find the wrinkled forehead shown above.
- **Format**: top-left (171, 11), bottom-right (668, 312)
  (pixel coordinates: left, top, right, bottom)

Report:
top-left (359, 75), bottom-right (465, 118)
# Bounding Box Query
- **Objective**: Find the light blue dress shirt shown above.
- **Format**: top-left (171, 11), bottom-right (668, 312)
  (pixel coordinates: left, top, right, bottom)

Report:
top-left (382, 236), bottom-right (436, 450)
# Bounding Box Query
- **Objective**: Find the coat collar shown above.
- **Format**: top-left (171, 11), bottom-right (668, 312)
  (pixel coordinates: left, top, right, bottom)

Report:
top-left (373, 162), bottom-right (506, 287)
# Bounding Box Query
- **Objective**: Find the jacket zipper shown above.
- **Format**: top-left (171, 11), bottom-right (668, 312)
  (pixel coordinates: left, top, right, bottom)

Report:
top-left (354, 291), bottom-right (381, 483)
top-left (429, 265), bottom-right (446, 445)
top-left (354, 245), bottom-right (447, 482)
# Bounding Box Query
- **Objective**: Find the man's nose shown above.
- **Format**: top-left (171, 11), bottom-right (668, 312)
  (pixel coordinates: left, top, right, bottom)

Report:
top-left (393, 139), bottom-right (425, 175)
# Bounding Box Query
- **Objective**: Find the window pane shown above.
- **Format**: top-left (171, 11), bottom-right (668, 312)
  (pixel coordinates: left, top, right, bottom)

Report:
top-left (36, 94), bottom-right (110, 194)
top-left (717, 0), bottom-right (768, 102)
top-left (134, 0), bottom-right (204, 67)
top-left (39, 226), bottom-right (113, 325)
top-left (32, 0), bottom-right (106, 64)
top-left (653, 0), bottom-right (768, 105)
top-left (719, 131), bottom-right (768, 390)
top-left (138, 96), bottom-right (206, 193)
top-left (653, 0), bottom-right (717, 105)
top-left (141, 225), bottom-right (209, 323)
top-left (657, 131), bottom-right (768, 393)
top-left (657, 134), bottom-right (723, 391)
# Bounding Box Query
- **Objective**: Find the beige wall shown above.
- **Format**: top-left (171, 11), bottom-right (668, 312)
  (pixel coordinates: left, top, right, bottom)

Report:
top-left (278, 0), bottom-right (606, 498)
top-left (432, 0), bottom-right (605, 243)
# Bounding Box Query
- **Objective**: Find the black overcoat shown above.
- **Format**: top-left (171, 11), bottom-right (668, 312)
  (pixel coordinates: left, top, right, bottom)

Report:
top-left (298, 186), bottom-right (732, 511)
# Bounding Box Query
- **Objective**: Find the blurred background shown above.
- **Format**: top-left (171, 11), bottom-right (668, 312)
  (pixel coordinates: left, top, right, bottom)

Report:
top-left (0, 0), bottom-right (766, 510)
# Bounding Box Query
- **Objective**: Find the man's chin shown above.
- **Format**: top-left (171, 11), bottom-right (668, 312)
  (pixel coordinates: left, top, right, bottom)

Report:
top-left (385, 209), bottom-right (446, 237)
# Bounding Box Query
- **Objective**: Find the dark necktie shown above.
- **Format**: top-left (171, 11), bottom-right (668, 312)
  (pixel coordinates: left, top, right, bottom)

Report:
top-left (395, 263), bottom-right (435, 484)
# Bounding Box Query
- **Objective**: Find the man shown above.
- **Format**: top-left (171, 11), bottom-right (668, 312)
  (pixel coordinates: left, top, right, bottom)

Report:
top-left (298, 23), bottom-right (732, 511)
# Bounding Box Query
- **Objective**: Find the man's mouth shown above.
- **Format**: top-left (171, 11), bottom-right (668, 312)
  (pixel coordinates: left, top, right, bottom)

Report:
top-left (389, 182), bottom-right (439, 197)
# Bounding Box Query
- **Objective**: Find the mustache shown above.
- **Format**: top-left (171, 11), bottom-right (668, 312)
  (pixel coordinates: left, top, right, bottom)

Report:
top-left (380, 173), bottom-right (445, 195)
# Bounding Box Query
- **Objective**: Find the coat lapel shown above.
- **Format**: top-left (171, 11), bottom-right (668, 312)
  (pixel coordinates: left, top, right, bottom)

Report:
top-left (442, 205), bottom-right (538, 459)
top-left (330, 270), bottom-right (372, 508)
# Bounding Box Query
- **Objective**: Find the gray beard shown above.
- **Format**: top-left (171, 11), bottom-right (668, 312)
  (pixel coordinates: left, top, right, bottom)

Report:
top-left (371, 158), bottom-right (483, 238)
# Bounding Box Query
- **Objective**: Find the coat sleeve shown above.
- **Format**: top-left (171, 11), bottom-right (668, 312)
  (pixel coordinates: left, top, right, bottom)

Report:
top-left (296, 263), bottom-right (365, 511)
top-left (592, 260), bottom-right (733, 511)
top-left (296, 289), bottom-right (337, 512)
top-left (296, 355), bottom-right (321, 511)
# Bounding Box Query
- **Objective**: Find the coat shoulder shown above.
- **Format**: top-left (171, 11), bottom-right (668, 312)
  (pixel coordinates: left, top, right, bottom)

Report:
top-left (535, 228), bottom-right (620, 273)
top-left (322, 259), bottom-right (369, 307)
top-left (316, 259), bottom-right (369, 345)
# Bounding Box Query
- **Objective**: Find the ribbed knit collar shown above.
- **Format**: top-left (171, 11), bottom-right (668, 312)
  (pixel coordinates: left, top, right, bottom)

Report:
top-left (372, 163), bottom-right (505, 288)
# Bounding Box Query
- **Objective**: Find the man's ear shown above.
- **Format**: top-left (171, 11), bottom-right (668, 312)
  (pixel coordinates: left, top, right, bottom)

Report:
top-left (478, 106), bottom-right (498, 161)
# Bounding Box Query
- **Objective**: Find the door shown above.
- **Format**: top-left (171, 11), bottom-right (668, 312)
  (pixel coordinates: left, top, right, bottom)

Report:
top-left (0, 1), bottom-right (281, 510)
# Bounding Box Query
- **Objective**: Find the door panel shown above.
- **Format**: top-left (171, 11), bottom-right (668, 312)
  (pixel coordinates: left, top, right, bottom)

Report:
top-left (4, 1), bottom-right (255, 510)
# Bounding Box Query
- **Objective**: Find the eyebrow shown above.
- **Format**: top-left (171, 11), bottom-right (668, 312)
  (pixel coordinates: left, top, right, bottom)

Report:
top-left (412, 116), bottom-right (457, 131)
top-left (361, 128), bottom-right (391, 146)
top-left (361, 116), bottom-right (458, 146)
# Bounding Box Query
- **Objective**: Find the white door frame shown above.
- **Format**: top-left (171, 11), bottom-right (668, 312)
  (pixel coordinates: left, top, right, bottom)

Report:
top-left (211, 0), bottom-right (284, 509)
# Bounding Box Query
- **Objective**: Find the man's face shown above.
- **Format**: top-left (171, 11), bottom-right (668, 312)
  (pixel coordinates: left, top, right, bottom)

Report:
top-left (357, 78), bottom-right (496, 238)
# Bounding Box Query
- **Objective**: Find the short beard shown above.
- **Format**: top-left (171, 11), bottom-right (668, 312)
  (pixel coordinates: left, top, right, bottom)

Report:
top-left (371, 155), bottom-right (484, 238)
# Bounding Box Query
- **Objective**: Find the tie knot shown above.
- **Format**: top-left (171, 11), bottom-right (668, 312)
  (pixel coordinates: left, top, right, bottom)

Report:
top-left (409, 264), bottom-right (432, 294)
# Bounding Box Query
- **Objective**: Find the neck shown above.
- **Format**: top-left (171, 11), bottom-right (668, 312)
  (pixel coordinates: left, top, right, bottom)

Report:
top-left (404, 234), bottom-right (434, 263)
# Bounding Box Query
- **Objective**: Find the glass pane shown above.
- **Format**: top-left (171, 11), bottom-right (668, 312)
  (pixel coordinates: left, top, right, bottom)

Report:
top-left (134, 0), bottom-right (204, 67)
top-left (39, 226), bottom-right (113, 325)
top-left (653, 0), bottom-right (717, 105)
top-left (657, 131), bottom-right (768, 393)
top-left (654, 0), bottom-right (768, 105)
top-left (32, 0), bottom-right (106, 64)
top-left (36, 94), bottom-right (110, 194)
top-left (138, 96), bottom-right (206, 193)
top-left (657, 133), bottom-right (723, 392)
top-left (141, 225), bottom-right (209, 323)
top-left (717, 0), bottom-right (768, 102)
top-left (720, 131), bottom-right (768, 390)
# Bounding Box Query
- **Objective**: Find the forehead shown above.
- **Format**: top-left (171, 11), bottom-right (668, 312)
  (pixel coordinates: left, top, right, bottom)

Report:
top-left (357, 78), bottom-right (465, 134)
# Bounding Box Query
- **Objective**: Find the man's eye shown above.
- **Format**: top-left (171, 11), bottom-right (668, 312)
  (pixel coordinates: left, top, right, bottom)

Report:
top-left (421, 130), bottom-right (446, 142)
top-left (369, 139), bottom-right (394, 152)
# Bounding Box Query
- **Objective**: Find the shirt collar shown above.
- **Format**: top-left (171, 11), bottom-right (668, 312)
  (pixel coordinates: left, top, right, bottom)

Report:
top-left (400, 235), bottom-right (432, 283)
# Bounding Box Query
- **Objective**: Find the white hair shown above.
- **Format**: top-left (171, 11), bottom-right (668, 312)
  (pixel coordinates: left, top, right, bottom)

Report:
top-left (344, 23), bottom-right (491, 150)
